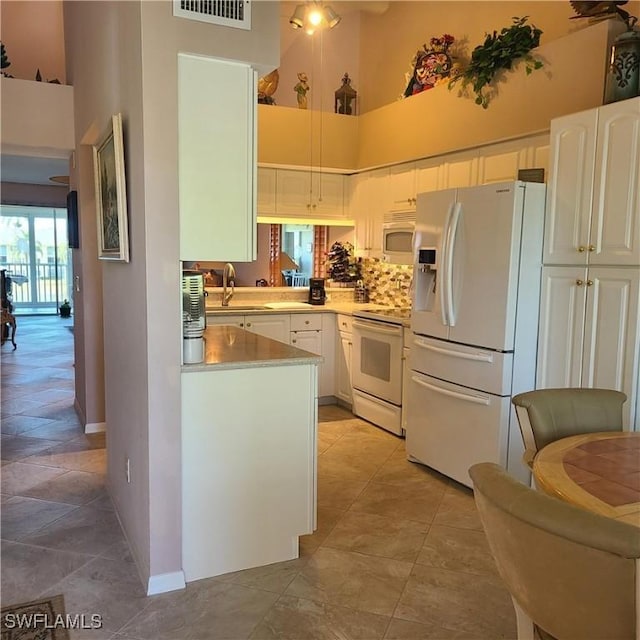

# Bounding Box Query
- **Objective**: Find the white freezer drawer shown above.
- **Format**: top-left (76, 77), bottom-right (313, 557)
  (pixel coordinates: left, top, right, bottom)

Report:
top-left (405, 370), bottom-right (511, 488)
top-left (410, 334), bottom-right (513, 396)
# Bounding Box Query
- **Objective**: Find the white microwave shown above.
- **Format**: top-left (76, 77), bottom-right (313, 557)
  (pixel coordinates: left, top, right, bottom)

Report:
top-left (382, 222), bottom-right (414, 264)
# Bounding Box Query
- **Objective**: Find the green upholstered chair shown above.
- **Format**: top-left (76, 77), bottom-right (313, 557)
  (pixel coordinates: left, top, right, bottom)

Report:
top-left (511, 388), bottom-right (626, 468)
top-left (469, 462), bottom-right (640, 640)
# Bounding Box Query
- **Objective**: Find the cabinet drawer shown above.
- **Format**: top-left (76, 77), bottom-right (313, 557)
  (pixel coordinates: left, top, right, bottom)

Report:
top-left (291, 313), bottom-right (322, 331)
top-left (336, 314), bottom-right (353, 334)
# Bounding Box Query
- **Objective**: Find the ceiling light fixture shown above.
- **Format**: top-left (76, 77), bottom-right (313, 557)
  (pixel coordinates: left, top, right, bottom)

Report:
top-left (289, 1), bottom-right (341, 34)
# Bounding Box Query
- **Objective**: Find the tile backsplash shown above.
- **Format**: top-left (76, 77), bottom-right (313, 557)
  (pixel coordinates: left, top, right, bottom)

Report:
top-left (360, 259), bottom-right (413, 308)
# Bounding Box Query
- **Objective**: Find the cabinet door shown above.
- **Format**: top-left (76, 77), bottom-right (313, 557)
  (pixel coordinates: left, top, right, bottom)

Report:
top-left (590, 98), bottom-right (640, 266)
top-left (313, 173), bottom-right (345, 217)
top-left (206, 315), bottom-right (244, 328)
top-left (477, 139), bottom-right (528, 185)
top-left (543, 108), bottom-right (597, 265)
top-left (440, 149), bottom-right (479, 189)
top-left (291, 329), bottom-right (330, 397)
top-left (536, 266), bottom-right (588, 389)
top-left (362, 169), bottom-right (387, 257)
top-left (244, 314), bottom-right (290, 342)
top-left (581, 267), bottom-right (640, 428)
top-left (388, 164), bottom-right (416, 210)
top-left (415, 157), bottom-right (443, 194)
top-left (276, 170), bottom-right (312, 215)
top-left (178, 54), bottom-right (256, 262)
top-left (257, 167), bottom-right (276, 215)
top-left (335, 331), bottom-right (352, 404)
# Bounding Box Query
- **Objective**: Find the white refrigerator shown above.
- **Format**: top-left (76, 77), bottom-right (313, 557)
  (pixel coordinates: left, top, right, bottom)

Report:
top-left (406, 181), bottom-right (546, 487)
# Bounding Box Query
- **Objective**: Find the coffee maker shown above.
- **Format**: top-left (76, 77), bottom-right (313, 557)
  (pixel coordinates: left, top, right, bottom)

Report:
top-left (308, 278), bottom-right (326, 306)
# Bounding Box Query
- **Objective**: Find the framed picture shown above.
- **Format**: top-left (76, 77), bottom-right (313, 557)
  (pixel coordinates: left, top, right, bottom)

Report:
top-left (93, 113), bottom-right (130, 262)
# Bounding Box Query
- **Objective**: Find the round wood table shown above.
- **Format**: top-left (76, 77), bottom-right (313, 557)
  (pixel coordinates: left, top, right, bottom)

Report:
top-left (532, 431), bottom-right (640, 528)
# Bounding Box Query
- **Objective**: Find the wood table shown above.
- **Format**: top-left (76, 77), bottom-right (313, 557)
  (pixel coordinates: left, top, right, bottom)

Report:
top-left (533, 431), bottom-right (640, 528)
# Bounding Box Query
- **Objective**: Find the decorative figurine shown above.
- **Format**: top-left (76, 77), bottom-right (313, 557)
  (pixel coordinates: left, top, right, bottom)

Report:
top-left (404, 34), bottom-right (455, 98)
top-left (294, 72), bottom-right (310, 109)
top-left (334, 72), bottom-right (357, 115)
top-left (257, 68), bottom-right (280, 105)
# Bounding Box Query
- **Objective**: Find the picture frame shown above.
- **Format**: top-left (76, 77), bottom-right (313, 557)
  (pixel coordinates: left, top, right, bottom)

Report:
top-left (93, 113), bottom-right (130, 262)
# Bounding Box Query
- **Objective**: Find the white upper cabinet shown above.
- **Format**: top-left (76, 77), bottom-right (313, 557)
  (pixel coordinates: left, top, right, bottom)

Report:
top-left (257, 167), bottom-right (277, 215)
top-left (388, 163), bottom-right (416, 210)
top-left (178, 54), bottom-right (257, 262)
top-left (349, 168), bottom-right (387, 258)
top-left (544, 97), bottom-right (640, 266)
top-left (415, 156), bottom-right (443, 194)
top-left (275, 169), bottom-right (345, 218)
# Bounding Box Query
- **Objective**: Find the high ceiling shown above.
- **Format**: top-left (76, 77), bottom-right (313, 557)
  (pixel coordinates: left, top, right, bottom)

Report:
top-left (1, 1), bottom-right (390, 188)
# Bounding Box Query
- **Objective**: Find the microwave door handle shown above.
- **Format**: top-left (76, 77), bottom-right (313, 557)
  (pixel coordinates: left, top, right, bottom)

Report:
top-left (444, 202), bottom-right (462, 327)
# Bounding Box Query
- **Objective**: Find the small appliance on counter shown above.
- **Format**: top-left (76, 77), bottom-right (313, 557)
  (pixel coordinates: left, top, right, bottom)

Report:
top-left (182, 270), bottom-right (206, 364)
top-left (308, 278), bottom-right (326, 305)
top-left (354, 280), bottom-right (369, 303)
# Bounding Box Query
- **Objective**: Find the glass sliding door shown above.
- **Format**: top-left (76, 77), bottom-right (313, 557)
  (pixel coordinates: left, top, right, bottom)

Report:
top-left (0, 205), bottom-right (71, 314)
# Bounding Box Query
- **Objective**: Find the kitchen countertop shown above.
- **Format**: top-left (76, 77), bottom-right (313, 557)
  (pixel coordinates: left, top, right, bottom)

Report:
top-left (181, 325), bottom-right (322, 372)
top-left (206, 301), bottom-right (391, 316)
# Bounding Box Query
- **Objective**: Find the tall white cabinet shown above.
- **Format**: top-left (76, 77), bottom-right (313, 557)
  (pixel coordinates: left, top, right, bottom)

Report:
top-left (537, 98), bottom-right (640, 429)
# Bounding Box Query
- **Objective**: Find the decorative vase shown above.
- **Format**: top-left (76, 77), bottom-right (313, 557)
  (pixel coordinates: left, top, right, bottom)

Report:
top-left (604, 27), bottom-right (640, 104)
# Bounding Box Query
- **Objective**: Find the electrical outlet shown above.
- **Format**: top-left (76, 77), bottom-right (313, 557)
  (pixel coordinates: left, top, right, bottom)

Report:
top-left (125, 457), bottom-right (131, 483)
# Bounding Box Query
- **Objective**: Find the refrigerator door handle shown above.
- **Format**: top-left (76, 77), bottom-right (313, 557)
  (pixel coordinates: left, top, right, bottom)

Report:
top-left (445, 202), bottom-right (462, 326)
top-left (412, 338), bottom-right (494, 363)
top-left (440, 202), bottom-right (455, 326)
top-left (411, 375), bottom-right (490, 406)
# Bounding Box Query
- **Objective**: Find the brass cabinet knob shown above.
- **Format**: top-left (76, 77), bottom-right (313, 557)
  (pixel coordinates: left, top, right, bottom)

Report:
top-left (305, 320), bottom-right (310, 325)
top-left (588, 245), bottom-right (595, 252)
top-left (292, 339), bottom-right (296, 343)
top-left (587, 279), bottom-right (594, 286)
top-left (246, 322), bottom-right (251, 328)
top-left (578, 246), bottom-right (586, 252)
top-left (576, 279), bottom-right (584, 286)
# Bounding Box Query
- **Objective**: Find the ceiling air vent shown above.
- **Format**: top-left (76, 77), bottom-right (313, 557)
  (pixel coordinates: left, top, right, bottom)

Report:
top-left (173, 0), bottom-right (251, 30)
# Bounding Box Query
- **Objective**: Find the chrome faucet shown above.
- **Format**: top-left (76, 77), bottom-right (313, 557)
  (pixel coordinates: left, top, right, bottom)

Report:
top-left (222, 263), bottom-right (236, 306)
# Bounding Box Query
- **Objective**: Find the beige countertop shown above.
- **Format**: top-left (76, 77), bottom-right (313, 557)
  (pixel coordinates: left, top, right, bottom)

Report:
top-left (206, 301), bottom-right (390, 316)
top-left (181, 325), bottom-right (322, 372)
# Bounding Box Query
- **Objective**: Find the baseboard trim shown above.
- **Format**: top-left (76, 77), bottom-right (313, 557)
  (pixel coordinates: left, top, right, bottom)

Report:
top-left (147, 571), bottom-right (186, 595)
top-left (85, 421), bottom-right (106, 434)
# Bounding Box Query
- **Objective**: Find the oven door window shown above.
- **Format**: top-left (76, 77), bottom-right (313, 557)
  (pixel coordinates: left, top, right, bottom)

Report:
top-left (361, 337), bottom-right (391, 381)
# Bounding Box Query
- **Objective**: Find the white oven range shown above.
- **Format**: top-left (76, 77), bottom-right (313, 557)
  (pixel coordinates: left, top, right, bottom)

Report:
top-left (351, 308), bottom-right (410, 436)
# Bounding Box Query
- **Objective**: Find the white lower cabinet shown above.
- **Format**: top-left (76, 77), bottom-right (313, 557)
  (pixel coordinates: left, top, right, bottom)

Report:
top-left (208, 312), bottom-right (336, 398)
top-left (182, 363), bottom-right (317, 581)
top-left (245, 314), bottom-right (290, 342)
top-left (537, 266), bottom-right (640, 428)
top-left (335, 314), bottom-right (353, 405)
top-left (206, 313), bottom-right (290, 343)
top-left (289, 313), bottom-right (335, 398)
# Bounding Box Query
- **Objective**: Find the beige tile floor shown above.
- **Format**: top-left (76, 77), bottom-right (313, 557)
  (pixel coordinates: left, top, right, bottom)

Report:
top-left (1, 316), bottom-right (516, 639)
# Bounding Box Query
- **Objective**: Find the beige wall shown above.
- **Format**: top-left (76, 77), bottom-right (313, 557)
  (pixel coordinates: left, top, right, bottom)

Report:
top-left (0, 0), bottom-right (66, 83)
top-left (357, 19), bottom-right (621, 168)
top-left (358, 1), bottom-right (640, 113)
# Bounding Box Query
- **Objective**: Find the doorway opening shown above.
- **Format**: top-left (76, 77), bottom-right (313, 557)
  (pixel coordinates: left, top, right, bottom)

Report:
top-left (0, 205), bottom-right (71, 315)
